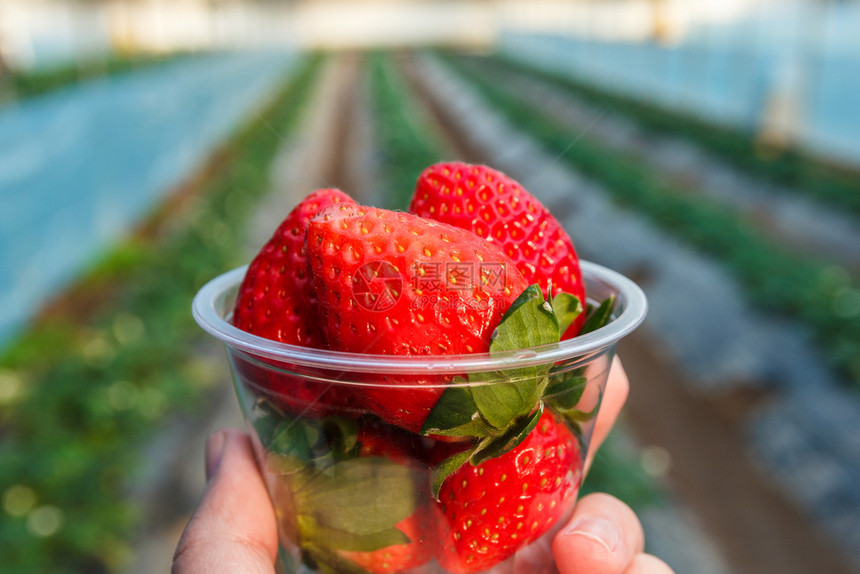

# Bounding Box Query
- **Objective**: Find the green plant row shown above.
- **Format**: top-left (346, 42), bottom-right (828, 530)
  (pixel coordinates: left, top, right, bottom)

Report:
top-left (482, 52), bottom-right (860, 219)
top-left (0, 54), bottom-right (325, 574)
top-left (4, 52), bottom-right (180, 103)
top-left (367, 52), bottom-right (660, 510)
top-left (439, 53), bottom-right (860, 388)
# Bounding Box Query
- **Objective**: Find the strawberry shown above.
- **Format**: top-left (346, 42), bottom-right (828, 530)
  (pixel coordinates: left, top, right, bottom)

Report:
top-left (410, 162), bottom-right (587, 337)
top-left (231, 188), bottom-right (355, 415)
top-left (420, 282), bottom-right (597, 571)
top-left (434, 408), bottom-right (582, 573)
top-left (266, 420), bottom-right (435, 574)
top-left (355, 423), bottom-right (430, 464)
top-left (339, 426), bottom-right (434, 573)
top-left (233, 188), bottom-right (354, 347)
top-left (341, 507), bottom-right (434, 574)
top-left (305, 203), bottom-right (529, 433)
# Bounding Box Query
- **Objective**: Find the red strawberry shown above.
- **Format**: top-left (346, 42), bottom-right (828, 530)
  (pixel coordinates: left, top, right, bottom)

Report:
top-left (231, 189), bottom-right (355, 415)
top-left (355, 423), bottom-right (430, 464)
top-left (341, 506), bottom-right (434, 574)
top-left (305, 204), bottom-right (529, 433)
top-left (233, 188), bottom-right (354, 346)
top-left (340, 427), bottom-right (434, 573)
top-left (434, 409), bottom-right (582, 573)
top-left (410, 162), bottom-right (587, 338)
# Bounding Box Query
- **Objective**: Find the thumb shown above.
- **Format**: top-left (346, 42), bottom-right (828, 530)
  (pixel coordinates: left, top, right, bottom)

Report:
top-left (172, 429), bottom-right (279, 574)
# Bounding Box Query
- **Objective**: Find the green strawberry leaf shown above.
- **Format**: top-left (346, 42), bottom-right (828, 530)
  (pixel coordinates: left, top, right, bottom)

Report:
top-left (469, 284), bottom-right (558, 429)
top-left (470, 403), bottom-right (544, 466)
top-left (467, 378), bottom-right (546, 432)
top-left (266, 416), bottom-right (362, 478)
top-left (430, 449), bottom-right (473, 501)
top-left (251, 398), bottom-right (288, 447)
top-left (300, 515), bottom-right (411, 552)
top-left (268, 417), bottom-right (319, 459)
top-left (253, 401), bottom-right (361, 478)
top-left (556, 403), bottom-right (600, 424)
top-left (300, 457), bottom-right (421, 536)
top-left (551, 291), bottom-right (584, 335)
top-left (489, 284), bottom-right (560, 352)
top-left (543, 372), bottom-right (588, 411)
top-left (580, 295), bottom-right (617, 335)
top-left (420, 383), bottom-right (494, 438)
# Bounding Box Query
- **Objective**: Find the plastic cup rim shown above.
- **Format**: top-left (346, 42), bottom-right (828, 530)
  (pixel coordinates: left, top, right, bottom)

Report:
top-left (191, 260), bottom-right (647, 375)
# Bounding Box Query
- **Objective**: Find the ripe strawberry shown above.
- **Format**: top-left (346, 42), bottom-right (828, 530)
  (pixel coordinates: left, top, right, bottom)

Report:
top-left (274, 420), bottom-right (435, 574)
top-left (305, 203), bottom-right (529, 433)
top-left (340, 426), bottom-right (434, 573)
top-left (355, 423), bottom-right (430, 464)
top-left (341, 506), bottom-right (434, 574)
top-left (233, 188), bottom-right (354, 347)
top-left (410, 162), bottom-right (587, 337)
top-left (434, 409), bottom-right (582, 573)
top-left (231, 189), bottom-right (355, 415)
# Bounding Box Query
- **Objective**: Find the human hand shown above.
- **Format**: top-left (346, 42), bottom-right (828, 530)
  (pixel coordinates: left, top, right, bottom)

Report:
top-left (173, 359), bottom-right (674, 574)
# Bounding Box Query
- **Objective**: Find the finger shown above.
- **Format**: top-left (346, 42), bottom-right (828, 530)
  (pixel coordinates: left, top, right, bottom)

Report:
top-left (623, 553), bottom-right (675, 574)
top-left (553, 492), bottom-right (644, 574)
top-left (172, 429), bottom-right (278, 574)
top-left (586, 357), bottom-right (629, 469)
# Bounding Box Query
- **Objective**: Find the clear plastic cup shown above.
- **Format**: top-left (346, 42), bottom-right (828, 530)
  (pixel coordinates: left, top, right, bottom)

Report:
top-left (193, 260), bottom-right (647, 574)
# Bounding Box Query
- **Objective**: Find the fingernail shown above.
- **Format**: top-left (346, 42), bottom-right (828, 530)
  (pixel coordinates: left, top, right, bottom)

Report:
top-left (563, 516), bottom-right (620, 554)
top-left (205, 430), bottom-right (228, 481)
